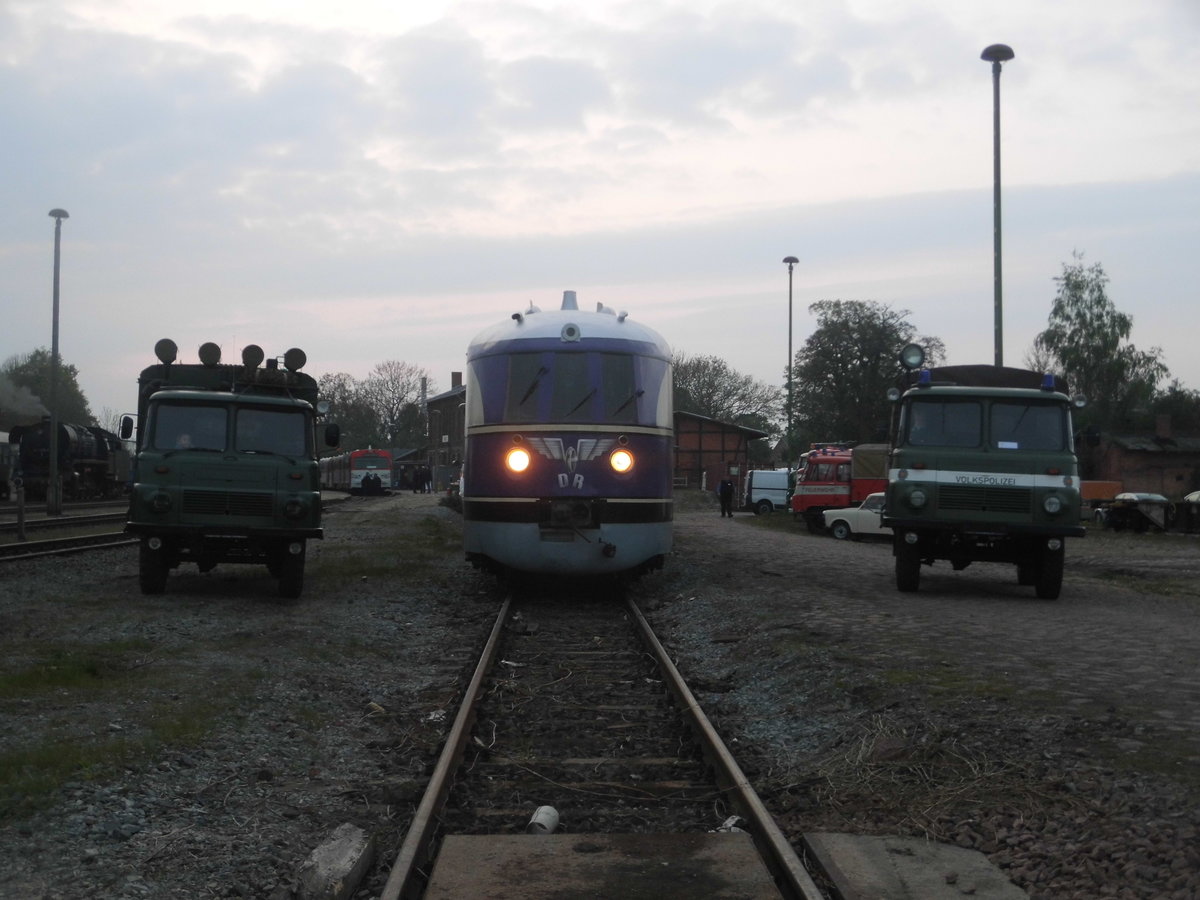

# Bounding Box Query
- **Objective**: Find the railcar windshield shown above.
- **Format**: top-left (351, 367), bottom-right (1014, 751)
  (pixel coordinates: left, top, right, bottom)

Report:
top-left (150, 403), bottom-right (227, 451)
top-left (352, 453), bottom-right (391, 469)
top-left (235, 408), bottom-right (309, 457)
top-left (903, 399), bottom-right (982, 448)
top-left (990, 400), bottom-right (1069, 451)
top-left (470, 349), bottom-right (671, 427)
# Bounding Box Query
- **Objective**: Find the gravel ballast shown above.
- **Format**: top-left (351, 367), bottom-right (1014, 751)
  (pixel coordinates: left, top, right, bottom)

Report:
top-left (1, 490), bottom-right (1197, 899)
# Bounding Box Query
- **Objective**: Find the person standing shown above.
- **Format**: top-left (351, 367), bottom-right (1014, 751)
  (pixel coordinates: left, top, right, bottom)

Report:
top-left (718, 477), bottom-right (735, 518)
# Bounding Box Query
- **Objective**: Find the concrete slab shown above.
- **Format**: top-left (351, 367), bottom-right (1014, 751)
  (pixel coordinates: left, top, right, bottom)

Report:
top-left (803, 832), bottom-right (1027, 899)
top-left (424, 832), bottom-right (783, 899)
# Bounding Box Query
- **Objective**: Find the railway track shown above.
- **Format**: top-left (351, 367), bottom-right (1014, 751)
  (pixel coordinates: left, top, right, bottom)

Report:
top-left (380, 588), bottom-right (826, 900)
top-left (0, 530), bottom-right (136, 561)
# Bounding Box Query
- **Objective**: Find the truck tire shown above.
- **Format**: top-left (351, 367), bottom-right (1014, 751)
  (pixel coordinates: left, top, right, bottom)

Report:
top-left (895, 533), bottom-right (921, 592)
top-left (139, 540), bottom-right (168, 595)
top-left (1034, 547), bottom-right (1064, 600)
top-left (277, 542), bottom-right (306, 599)
top-left (754, 499), bottom-right (773, 515)
top-left (830, 520), bottom-right (851, 541)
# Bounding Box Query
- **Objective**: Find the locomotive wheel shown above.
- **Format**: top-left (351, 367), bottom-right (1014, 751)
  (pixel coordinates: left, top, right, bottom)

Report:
top-left (277, 542), bottom-right (306, 600)
top-left (895, 533), bottom-right (921, 592)
top-left (139, 540), bottom-right (169, 595)
top-left (1034, 547), bottom-right (1064, 600)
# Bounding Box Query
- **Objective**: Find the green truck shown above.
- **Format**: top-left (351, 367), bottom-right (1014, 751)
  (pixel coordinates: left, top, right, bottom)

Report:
top-left (883, 352), bottom-right (1085, 600)
top-left (121, 340), bottom-right (339, 598)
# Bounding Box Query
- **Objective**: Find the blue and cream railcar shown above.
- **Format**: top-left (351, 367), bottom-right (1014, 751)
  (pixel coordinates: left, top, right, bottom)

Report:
top-left (463, 290), bottom-right (673, 575)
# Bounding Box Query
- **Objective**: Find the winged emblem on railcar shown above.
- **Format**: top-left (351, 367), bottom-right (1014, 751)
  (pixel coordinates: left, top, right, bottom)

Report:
top-left (525, 437), bottom-right (616, 474)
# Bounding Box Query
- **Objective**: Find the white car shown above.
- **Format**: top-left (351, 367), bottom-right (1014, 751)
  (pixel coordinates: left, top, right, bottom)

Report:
top-left (822, 492), bottom-right (891, 540)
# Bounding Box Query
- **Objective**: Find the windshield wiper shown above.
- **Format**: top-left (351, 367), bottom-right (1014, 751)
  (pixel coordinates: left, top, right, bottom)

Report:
top-left (567, 388), bottom-right (596, 416)
top-left (163, 447), bottom-right (222, 458)
top-left (240, 448), bottom-right (299, 463)
top-left (611, 389), bottom-right (644, 416)
top-left (520, 366), bottom-right (549, 405)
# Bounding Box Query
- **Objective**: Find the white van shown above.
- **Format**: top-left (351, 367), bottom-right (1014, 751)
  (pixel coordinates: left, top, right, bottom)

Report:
top-left (744, 468), bottom-right (791, 514)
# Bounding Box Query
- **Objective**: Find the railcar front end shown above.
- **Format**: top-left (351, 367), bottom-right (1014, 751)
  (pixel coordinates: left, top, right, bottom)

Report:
top-left (463, 291), bottom-right (673, 576)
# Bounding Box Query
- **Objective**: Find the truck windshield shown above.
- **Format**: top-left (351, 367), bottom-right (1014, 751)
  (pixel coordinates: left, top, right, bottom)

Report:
top-left (235, 408), bottom-right (309, 457)
top-left (905, 400), bottom-right (982, 448)
top-left (151, 404), bottom-right (227, 451)
top-left (990, 401), bottom-right (1067, 451)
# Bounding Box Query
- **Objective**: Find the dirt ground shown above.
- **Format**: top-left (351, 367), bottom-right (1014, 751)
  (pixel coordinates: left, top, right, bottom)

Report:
top-left (0, 490), bottom-right (1197, 899)
top-left (635, 492), bottom-right (1200, 899)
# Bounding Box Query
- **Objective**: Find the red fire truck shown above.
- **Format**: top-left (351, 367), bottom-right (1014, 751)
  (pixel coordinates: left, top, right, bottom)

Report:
top-left (790, 443), bottom-right (889, 532)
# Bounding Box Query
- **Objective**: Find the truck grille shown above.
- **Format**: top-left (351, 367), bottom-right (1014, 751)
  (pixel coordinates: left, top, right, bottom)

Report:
top-left (183, 490), bottom-right (274, 517)
top-left (938, 485), bottom-right (1031, 514)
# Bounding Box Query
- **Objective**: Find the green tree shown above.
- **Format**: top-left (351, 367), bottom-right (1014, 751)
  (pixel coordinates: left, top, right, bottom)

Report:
top-left (672, 353), bottom-right (781, 436)
top-left (1033, 254), bottom-right (1167, 432)
top-left (792, 300), bottom-right (944, 449)
top-left (1, 348), bottom-right (94, 429)
top-left (317, 372), bottom-right (381, 453)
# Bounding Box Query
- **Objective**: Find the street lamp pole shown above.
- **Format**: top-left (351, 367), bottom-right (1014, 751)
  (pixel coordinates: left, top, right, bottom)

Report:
top-left (782, 256), bottom-right (799, 468)
top-left (47, 208), bottom-right (70, 516)
top-left (981, 43), bottom-right (1013, 368)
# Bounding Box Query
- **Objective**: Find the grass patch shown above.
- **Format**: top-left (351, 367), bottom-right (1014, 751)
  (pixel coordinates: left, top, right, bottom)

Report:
top-left (0, 639), bottom-right (156, 700)
top-left (0, 691), bottom-right (234, 820)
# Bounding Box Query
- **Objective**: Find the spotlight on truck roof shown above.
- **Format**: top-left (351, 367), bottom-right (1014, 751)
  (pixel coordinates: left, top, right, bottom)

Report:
top-left (283, 348), bottom-right (307, 372)
top-left (198, 343), bottom-right (222, 367)
top-left (154, 339), bottom-right (178, 365)
top-left (899, 344), bottom-right (925, 370)
top-left (242, 345), bottom-right (265, 369)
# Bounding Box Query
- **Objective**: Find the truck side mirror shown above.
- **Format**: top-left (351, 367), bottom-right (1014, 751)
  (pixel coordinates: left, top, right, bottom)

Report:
top-left (324, 423), bottom-right (341, 448)
top-left (119, 415), bottom-right (135, 440)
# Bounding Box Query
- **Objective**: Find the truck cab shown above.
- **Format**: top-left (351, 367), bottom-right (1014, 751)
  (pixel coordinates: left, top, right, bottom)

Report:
top-left (123, 340), bottom-right (338, 598)
top-left (884, 365), bottom-right (1085, 599)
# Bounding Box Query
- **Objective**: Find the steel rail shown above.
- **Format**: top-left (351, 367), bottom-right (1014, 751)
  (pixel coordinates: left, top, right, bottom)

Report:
top-left (380, 595), bottom-right (513, 900)
top-left (625, 596), bottom-right (826, 900)
top-left (0, 513), bottom-right (126, 536)
top-left (0, 532), bottom-right (137, 562)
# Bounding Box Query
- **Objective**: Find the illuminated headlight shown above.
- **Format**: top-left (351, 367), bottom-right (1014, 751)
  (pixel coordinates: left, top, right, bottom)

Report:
top-left (906, 488), bottom-right (928, 510)
top-left (610, 449), bottom-right (634, 473)
top-left (150, 492), bottom-right (172, 513)
top-left (1043, 495), bottom-right (1063, 514)
top-left (505, 447), bottom-right (531, 473)
top-left (283, 498), bottom-right (307, 520)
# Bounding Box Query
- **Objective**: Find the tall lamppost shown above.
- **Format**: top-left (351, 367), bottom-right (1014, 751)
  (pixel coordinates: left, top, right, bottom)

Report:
top-left (47, 208), bottom-right (70, 516)
top-left (782, 256), bottom-right (799, 467)
top-left (981, 43), bottom-right (1014, 368)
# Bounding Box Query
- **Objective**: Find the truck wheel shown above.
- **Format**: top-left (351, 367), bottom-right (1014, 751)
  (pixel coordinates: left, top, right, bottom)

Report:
top-left (139, 540), bottom-right (168, 595)
top-left (277, 542), bottom-right (306, 599)
top-left (754, 499), bottom-right (773, 515)
top-left (895, 534), bottom-right (921, 592)
top-left (1034, 548), bottom-right (1064, 600)
top-left (830, 521), bottom-right (851, 541)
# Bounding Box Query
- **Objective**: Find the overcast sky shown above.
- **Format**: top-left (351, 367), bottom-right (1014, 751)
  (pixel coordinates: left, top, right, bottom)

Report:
top-left (5, 0), bottom-right (1199, 425)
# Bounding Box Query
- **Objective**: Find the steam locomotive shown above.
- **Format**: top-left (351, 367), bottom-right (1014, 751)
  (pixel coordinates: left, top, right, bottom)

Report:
top-left (7, 419), bottom-right (131, 500)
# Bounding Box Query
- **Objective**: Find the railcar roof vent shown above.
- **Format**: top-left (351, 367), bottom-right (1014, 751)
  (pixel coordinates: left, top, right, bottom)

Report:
top-left (561, 290), bottom-right (578, 310)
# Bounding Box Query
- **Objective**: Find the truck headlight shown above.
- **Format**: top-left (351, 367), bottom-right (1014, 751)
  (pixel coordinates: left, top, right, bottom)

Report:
top-left (1043, 495), bottom-right (1063, 514)
top-left (907, 488), bottom-right (928, 510)
top-left (283, 498), bottom-right (307, 520)
top-left (150, 491), bottom-right (172, 513)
